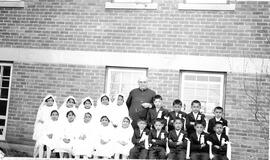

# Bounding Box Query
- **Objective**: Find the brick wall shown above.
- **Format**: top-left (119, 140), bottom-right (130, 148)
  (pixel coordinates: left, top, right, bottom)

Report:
top-left (6, 62), bottom-right (269, 160)
top-left (0, 0), bottom-right (269, 57)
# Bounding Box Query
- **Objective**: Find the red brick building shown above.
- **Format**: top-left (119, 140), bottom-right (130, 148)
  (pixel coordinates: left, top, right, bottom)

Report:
top-left (0, 0), bottom-right (269, 159)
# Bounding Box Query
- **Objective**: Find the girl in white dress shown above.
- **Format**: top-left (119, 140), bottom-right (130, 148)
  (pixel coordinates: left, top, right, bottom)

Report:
top-left (55, 110), bottom-right (77, 158)
top-left (58, 96), bottom-right (78, 123)
top-left (113, 117), bottom-right (134, 159)
top-left (94, 115), bottom-right (115, 159)
top-left (78, 97), bottom-right (96, 122)
top-left (95, 94), bottom-right (113, 125)
top-left (39, 110), bottom-right (61, 158)
top-left (110, 94), bottom-right (129, 128)
top-left (73, 112), bottom-right (95, 159)
top-left (33, 94), bottom-right (58, 158)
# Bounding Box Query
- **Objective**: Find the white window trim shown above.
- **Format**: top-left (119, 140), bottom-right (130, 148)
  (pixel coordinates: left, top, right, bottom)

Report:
top-left (180, 71), bottom-right (225, 117)
top-left (178, 0), bottom-right (235, 11)
top-left (0, 63), bottom-right (13, 141)
top-left (105, 0), bottom-right (158, 9)
top-left (105, 67), bottom-right (147, 97)
top-left (0, 0), bottom-right (24, 8)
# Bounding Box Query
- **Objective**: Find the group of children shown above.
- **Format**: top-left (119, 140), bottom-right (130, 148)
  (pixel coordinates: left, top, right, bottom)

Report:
top-left (33, 93), bottom-right (229, 160)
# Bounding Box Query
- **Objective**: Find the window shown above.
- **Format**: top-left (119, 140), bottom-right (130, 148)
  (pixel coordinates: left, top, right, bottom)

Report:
top-left (185, 0), bottom-right (228, 4)
top-left (105, 0), bottom-right (158, 9)
top-left (180, 71), bottom-right (225, 117)
top-left (0, 0), bottom-right (24, 7)
top-left (178, 0), bottom-right (235, 10)
top-left (0, 63), bottom-right (12, 140)
top-left (106, 67), bottom-right (147, 99)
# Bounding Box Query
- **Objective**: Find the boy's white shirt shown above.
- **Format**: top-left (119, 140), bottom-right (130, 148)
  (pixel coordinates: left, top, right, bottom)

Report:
top-left (215, 117), bottom-right (222, 121)
top-left (216, 133), bottom-right (221, 142)
top-left (192, 112), bottom-right (198, 120)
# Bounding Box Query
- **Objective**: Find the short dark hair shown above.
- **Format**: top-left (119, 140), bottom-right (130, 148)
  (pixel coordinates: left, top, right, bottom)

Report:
top-left (195, 121), bottom-right (205, 127)
top-left (174, 117), bottom-right (184, 124)
top-left (50, 110), bottom-right (59, 116)
top-left (137, 119), bottom-right (147, 124)
top-left (173, 99), bottom-right (182, 106)
top-left (66, 110), bottom-right (75, 117)
top-left (214, 106), bottom-right (223, 112)
top-left (154, 118), bottom-right (164, 124)
top-left (153, 95), bottom-right (162, 101)
top-left (191, 100), bottom-right (201, 106)
top-left (215, 121), bottom-right (223, 127)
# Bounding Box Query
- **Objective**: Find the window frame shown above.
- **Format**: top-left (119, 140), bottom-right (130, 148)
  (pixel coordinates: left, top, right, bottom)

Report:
top-left (178, 0), bottom-right (235, 10)
top-left (0, 0), bottom-right (24, 7)
top-left (185, 0), bottom-right (228, 4)
top-left (0, 62), bottom-right (13, 140)
top-left (179, 70), bottom-right (226, 117)
top-left (105, 66), bottom-right (148, 98)
top-left (105, 0), bottom-right (158, 9)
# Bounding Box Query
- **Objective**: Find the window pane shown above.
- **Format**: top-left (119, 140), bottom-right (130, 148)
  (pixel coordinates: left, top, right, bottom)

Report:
top-left (0, 89), bottom-right (9, 99)
top-left (197, 75), bottom-right (208, 81)
top-left (0, 101), bottom-right (7, 116)
top-left (0, 119), bottom-right (5, 126)
top-left (111, 72), bottom-right (121, 83)
top-left (209, 76), bottom-right (221, 82)
top-left (2, 80), bottom-right (9, 88)
top-left (3, 66), bottom-right (10, 77)
top-left (185, 75), bottom-right (196, 81)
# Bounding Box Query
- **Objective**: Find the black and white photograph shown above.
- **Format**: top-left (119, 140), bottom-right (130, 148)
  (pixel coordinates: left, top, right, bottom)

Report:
top-left (0, 0), bottom-right (269, 159)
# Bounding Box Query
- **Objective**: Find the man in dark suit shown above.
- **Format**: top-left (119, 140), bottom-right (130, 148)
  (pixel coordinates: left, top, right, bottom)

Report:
top-left (126, 76), bottom-right (156, 129)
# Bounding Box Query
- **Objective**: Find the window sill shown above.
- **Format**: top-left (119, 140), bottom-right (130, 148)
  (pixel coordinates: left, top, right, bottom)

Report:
top-left (178, 3), bottom-right (235, 11)
top-left (105, 2), bottom-right (158, 10)
top-left (0, 1), bottom-right (24, 8)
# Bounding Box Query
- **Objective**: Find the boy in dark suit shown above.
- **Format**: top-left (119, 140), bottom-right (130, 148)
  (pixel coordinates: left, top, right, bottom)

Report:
top-left (148, 118), bottom-right (167, 159)
top-left (147, 95), bottom-right (169, 129)
top-left (186, 100), bottom-right (206, 136)
top-left (168, 99), bottom-right (187, 132)
top-left (208, 121), bottom-right (229, 160)
top-left (129, 119), bottom-right (150, 159)
top-left (190, 122), bottom-right (209, 160)
top-left (207, 106), bottom-right (228, 135)
top-left (168, 117), bottom-right (187, 160)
